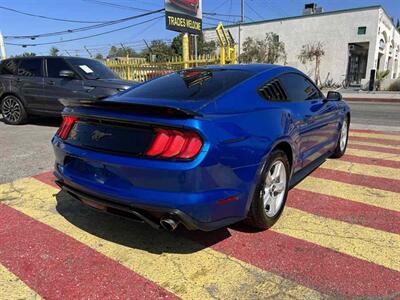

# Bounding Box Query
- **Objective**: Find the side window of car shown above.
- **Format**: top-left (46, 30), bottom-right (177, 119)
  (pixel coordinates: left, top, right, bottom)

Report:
top-left (18, 58), bottom-right (43, 77)
top-left (259, 79), bottom-right (287, 101)
top-left (47, 58), bottom-right (75, 78)
top-left (279, 73), bottom-right (322, 101)
top-left (0, 59), bottom-right (19, 76)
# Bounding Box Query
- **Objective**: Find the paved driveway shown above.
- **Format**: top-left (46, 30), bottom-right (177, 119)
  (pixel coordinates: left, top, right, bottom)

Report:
top-left (0, 127), bottom-right (399, 299)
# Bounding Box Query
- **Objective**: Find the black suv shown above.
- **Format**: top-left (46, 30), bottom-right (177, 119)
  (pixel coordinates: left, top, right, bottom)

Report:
top-left (0, 56), bottom-right (137, 124)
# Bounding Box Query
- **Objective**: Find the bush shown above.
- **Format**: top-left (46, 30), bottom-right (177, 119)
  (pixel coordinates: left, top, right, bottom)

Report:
top-left (388, 79), bottom-right (400, 91)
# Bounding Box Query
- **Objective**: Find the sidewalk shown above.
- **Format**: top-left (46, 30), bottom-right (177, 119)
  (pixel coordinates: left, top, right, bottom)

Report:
top-left (341, 91), bottom-right (400, 103)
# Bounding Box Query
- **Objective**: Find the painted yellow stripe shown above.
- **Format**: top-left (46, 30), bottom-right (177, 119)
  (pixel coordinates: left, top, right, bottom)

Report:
top-left (350, 131), bottom-right (400, 141)
top-left (321, 159), bottom-right (400, 180)
top-left (0, 178), bottom-right (323, 300)
top-left (274, 207), bottom-right (400, 272)
top-left (349, 140), bottom-right (400, 150)
top-left (0, 264), bottom-right (41, 300)
top-left (346, 148), bottom-right (400, 162)
top-left (298, 177), bottom-right (400, 212)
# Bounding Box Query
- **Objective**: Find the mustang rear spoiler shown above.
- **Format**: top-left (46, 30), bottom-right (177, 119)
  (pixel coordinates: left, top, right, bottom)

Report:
top-left (59, 98), bottom-right (202, 119)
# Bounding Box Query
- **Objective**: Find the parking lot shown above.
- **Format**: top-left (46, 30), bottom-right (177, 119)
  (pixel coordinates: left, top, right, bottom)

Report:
top-left (0, 105), bottom-right (399, 299)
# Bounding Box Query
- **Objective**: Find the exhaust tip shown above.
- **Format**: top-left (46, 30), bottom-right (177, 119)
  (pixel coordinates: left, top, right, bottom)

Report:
top-left (160, 218), bottom-right (179, 231)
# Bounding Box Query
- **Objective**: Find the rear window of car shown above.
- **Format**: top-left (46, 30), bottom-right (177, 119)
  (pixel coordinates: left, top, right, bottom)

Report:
top-left (0, 59), bottom-right (19, 75)
top-left (122, 69), bottom-right (254, 100)
top-left (18, 58), bottom-right (43, 77)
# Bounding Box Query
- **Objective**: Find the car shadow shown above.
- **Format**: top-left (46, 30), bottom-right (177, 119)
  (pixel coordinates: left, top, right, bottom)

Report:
top-left (55, 190), bottom-right (234, 254)
top-left (0, 115), bottom-right (61, 127)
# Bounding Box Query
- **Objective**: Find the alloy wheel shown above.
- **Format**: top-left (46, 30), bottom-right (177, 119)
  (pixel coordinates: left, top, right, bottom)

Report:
top-left (262, 160), bottom-right (287, 217)
top-left (340, 120), bottom-right (348, 152)
top-left (2, 97), bottom-right (22, 123)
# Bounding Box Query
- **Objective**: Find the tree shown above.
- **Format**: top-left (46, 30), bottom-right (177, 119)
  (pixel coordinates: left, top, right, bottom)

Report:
top-left (239, 33), bottom-right (287, 64)
top-left (108, 46), bottom-right (136, 58)
top-left (376, 70), bottom-right (390, 91)
top-left (13, 52), bottom-right (36, 57)
top-left (95, 53), bottom-right (104, 60)
top-left (141, 40), bottom-right (174, 62)
top-left (298, 42), bottom-right (325, 86)
top-left (397, 19), bottom-right (400, 32)
top-left (171, 33), bottom-right (217, 56)
top-left (49, 47), bottom-right (59, 56)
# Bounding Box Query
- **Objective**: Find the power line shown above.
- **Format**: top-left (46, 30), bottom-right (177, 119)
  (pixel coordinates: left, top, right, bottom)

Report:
top-left (204, 15), bottom-right (239, 25)
top-left (5, 15), bottom-right (164, 47)
top-left (0, 5), bottom-right (112, 24)
top-left (245, 1), bottom-right (265, 20)
top-left (82, 0), bottom-right (152, 12)
top-left (210, 0), bottom-right (232, 13)
top-left (4, 9), bottom-right (164, 40)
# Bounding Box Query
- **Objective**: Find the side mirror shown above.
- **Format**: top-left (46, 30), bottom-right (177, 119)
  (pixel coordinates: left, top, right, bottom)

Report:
top-left (59, 70), bottom-right (75, 79)
top-left (326, 91), bottom-right (342, 101)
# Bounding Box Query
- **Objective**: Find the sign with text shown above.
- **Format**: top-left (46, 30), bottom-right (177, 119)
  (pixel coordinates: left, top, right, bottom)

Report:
top-left (165, 0), bottom-right (202, 35)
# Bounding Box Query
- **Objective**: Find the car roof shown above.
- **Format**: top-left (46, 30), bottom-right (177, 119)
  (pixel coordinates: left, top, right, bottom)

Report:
top-left (1, 56), bottom-right (94, 61)
top-left (198, 64), bottom-right (283, 74)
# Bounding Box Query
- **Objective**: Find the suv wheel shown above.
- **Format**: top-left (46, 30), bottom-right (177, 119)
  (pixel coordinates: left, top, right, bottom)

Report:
top-left (1, 95), bottom-right (28, 125)
top-left (245, 150), bottom-right (290, 229)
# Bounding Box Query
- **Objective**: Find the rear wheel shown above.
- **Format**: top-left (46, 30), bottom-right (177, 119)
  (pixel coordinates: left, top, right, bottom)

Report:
top-left (245, 150), bottom-right (290, 229)
top-left (331, 117), bottom-right (349, 158)
top-left (1, 95), bottom-right (28, 125)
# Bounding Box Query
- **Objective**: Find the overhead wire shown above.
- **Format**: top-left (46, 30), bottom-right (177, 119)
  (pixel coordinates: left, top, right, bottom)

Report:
top-left (246, 1), bottom-right (266, 20)
top-left (4, 9), bottom-right (164, 40)
top-left (0, 5), bottom-right (112, 23)
top-left (82, 0), bottom-right (152, 12)
top-left (5, 15), bottom-right (165, 47)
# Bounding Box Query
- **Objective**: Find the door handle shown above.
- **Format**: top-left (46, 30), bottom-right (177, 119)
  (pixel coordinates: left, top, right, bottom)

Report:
top-left (47, 80), bottom-right (55, 86)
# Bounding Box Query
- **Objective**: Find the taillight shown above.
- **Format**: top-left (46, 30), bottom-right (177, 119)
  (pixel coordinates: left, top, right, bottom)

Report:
top-left (146, 128), bottom-right (203, 160)
top-left (57, 116), bottom-right (78, 140)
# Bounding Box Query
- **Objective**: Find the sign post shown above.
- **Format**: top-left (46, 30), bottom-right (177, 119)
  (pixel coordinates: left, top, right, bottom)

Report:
top-left (0, 32), bottom-right (6, 60)
top-left (165, 0), bottom-right (202, 69)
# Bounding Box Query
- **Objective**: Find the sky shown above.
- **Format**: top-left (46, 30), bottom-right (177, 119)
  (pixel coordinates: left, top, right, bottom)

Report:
top-left (1, 0), bottom-right (399, 57)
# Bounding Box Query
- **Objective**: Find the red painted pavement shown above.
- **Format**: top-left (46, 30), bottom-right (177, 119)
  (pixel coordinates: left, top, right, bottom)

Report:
top-left (341, 154), bottom-right (400, 169)
top-left (189, 227), bottom-right (400, 298)
top-left (348, 143), bottom-right (400, 155)
top-left (311, 168), bottom-right (400, 193)
top-left (350, 136), bottom-right (400, 146)
top-left (289, 188), bottom-right (400, 234)
top-left (0, 203), bottom-right (176, 300)
top-left (351, 129), bottom-right (400, 135)
top-left (33, 166), bottom-right (400, 298)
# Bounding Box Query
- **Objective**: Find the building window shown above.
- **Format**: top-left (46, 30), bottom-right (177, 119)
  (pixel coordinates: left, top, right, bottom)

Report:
top-left (379, 39), bottom-right (386, 50)
top-left (358, 26), bottom-right (367, 35)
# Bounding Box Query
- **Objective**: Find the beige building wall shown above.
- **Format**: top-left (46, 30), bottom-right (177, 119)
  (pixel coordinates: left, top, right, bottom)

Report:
top-left (204, 6), bottom-right (400, 86)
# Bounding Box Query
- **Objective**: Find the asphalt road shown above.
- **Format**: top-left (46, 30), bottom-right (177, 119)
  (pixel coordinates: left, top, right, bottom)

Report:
top-left (0, 100), bottom-right (399, 184)
top-left (0, 116), bottom-right (60, 184)
top-left (347, 101), bottom-right (400, 129)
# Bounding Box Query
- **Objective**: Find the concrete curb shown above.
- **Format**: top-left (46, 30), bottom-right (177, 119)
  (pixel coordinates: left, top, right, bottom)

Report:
top-left (344, 97), bottom-right (400, 103)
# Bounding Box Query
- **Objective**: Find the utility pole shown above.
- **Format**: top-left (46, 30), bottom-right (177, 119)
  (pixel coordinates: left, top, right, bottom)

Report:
top-left (194, 34), bottom-right (198, 66)
top-left (238, 0), bottom-right (244, 61)
top-left (84, 46), bottom-right (93, 58)
top-left (0, 32), bottom-right (6, 59)
top-left (182, 33), bottom-right (189, 69)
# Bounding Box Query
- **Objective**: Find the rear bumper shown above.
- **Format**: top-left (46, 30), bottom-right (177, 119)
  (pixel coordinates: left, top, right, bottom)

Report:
top-left (52, 135), bottom-right (259, 231)
top-left (54, 174), bottom-right (243, 231)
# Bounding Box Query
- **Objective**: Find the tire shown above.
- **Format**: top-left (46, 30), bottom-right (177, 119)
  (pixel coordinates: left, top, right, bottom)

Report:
top-left (331, 116), bottom-right (349, 158)
top-left (1, 95), bottom-right (28, 125)
top-left (245, 150), bottom-right (290, 229)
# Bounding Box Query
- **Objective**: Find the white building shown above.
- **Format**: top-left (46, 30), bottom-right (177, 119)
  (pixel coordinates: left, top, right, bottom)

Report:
top-left (204, 4), bottom-right (400, 88)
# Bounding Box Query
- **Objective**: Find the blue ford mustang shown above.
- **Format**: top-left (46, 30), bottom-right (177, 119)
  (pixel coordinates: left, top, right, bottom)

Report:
top-left (52, 64), bottom-right (350, 231)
